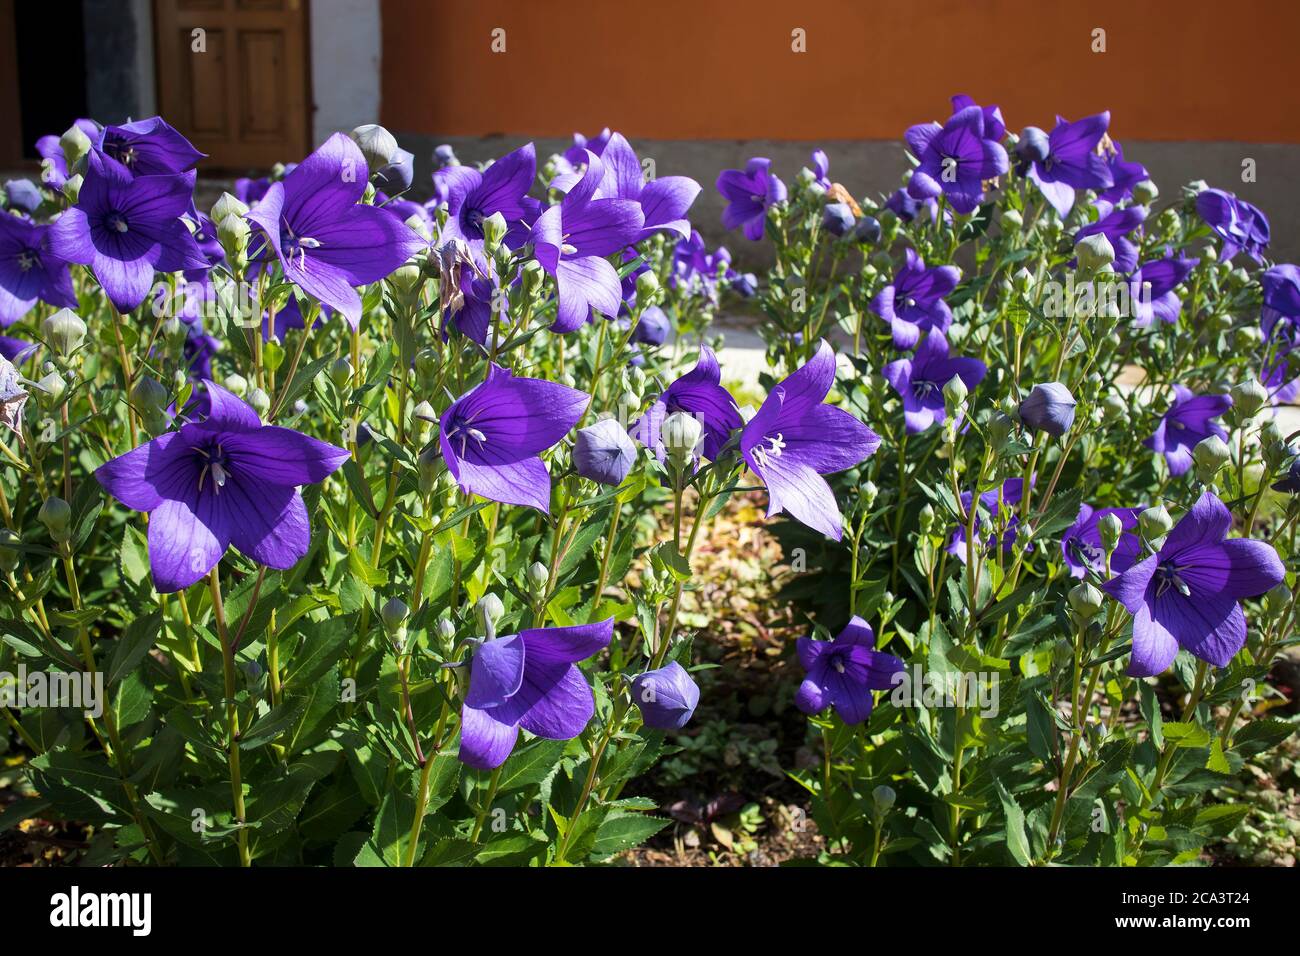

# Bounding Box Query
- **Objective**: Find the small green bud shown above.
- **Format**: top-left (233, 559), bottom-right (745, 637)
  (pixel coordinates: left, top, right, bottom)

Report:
top-left (1230, 378), bottom-right (1269, 418)
top-left (1139, 505), bottom-right (1173, 541)
top-left (390, 262), bottom-right (423, 294)
top-left (1097, 513), bottom-right (1124, 555)
top-left (130, 376), bottom-right (168, 412)
top-left (414, 348), bottom-right (438, 389)
top-left (862, 481), bottom-right (879, 509)
top-left (1068, 581), bottom-right (1105, 619)
top-left (942, 374), bottom-right (968, 413)
top-left (0, 528), bottom-right (19, 572)
top-left (999, 208), bottom-right (1023, 232)
top-left (329, 356), bottom-right (353, 389)
top-left (224, 373), bottom-right (248, 398)
top-left (247, 387), bottom-right (271, 418)
top-left (436, 618), bottom-right (456, 643)
top-left (661, 411), bottom-right (703, 466)
top-left (381, 597), bottom-right (410, 635)
top-left (1102, 392), bottom-right (1127, 422)
top-left (635, 269), bottom-right (660, 303)
top-left (1192, 434), bottom-right (1231, 482)
top-left (62, 174), bottom-right (82, 205)
top-left (1074, 233), bottom-right (1115, 275)
top-left (1132, 180), bottom-right (1159, 205)
top-left (481, 211), bottom-right (508, 254)
top-left (211, 192), bottom-right (249, 223)
top-left (217, 214), bottom-right (250, 268)
top-left (38, 496), bottom-right (72, 542)
top-left (42, 308), bottom-right (87, 356)
top-left (527, 561), bottom-right (549, 592)
top-left (872, 784), bottom-right (896, 812)
top-left (1012, 267), bottom-right (1033, 295)
top-left (60, 123), bottom-right (92, 169)
top-left (36, 371), bottom-right (65, 404)
top-left (475, 593), bottom-right (505, 640)
top-left (521, 259), bottom-right (544, 296)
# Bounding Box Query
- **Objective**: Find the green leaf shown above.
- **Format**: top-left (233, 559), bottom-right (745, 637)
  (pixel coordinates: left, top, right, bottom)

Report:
top-left (1161, 721), bottom-right (1211, 749)
top-left (589, 811), bottom-right (670, 859)
top-left (239, 697), bottom-right (309, 749)
top-left (994, 781), bottom-right (1031, 866)
top-left (495, 738), bottom-right (566, 793)
top-left (106, 611), bottom-right (160, 687)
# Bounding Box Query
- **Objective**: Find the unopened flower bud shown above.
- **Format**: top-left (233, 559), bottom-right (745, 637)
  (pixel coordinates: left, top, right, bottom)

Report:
top-left (521, 259), bottom-right (544, 296)
top-left (942, 375), bottom-right (968, 413)
top-left (527, 561), bottom-right (549, 592)
top-left (862, 480), bottom-right (879, 509)
top-left (1102, 392), bottom-right (1126, 422)
top-left (42, 309), bottom-right (87, 356)
top-left (381, 597), bottom-right (410, 636)
top-left (1019, 382), bottom-right (1076, 438)
top-left (475, 593), bottom-right (504, 640)
top-left (635, 268), bottom-right (660, 303)
top-left (1192, 434), bottom-right (1231, 481)
top-left (1074, 233), bottom-right (1115, 275)
top-left (349, 124), bottom-right (401, 176)
top-left (481, 211), bottom-right (508, 253)
top-left (1097, 512), bottom-right (1124, 555)
top-left (60, 123), bottom-right (92, 169)
top-left (131, 376), bottom-right (167, 412)
top-left (224, 373), bottom-right (248, 397)
top-left (62, 174), bottom-right (82, 205)
top-left (1068, 581), bottom-right (1104, 619)
top-left (0, 528), bottom-right (18, 572)
top-left (872, 784), bottom-right (896, 812)
top-left (330, 356), bottom-right (352, 389)
top-left (1266, 582), bottom-right (1292, 615)
top-left (390, 262), bottom-right (423, 294)
top-left (661, 411), bottom-right (703, 466)
top-left (247, 387), bottom-right (271, 417)
top-left (1132, 180), bottom-right (1158, 205)
top-left (1231, 378), bottom-right (1269, 418)
top-left (211, 192), bottom-right (249, 223)
top-left (999, 208), bottom-right (1023, 232)
top-left (39, 496), bottom-right (72, 543)
top-left (1139, 505), bottom-right (1173, 541)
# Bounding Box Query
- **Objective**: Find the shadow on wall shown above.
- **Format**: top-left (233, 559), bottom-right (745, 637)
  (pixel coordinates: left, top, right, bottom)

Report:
top-left (394, 133), bottom-right (1300, 270)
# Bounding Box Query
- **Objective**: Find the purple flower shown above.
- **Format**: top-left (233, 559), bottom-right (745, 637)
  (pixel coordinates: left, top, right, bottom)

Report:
top-left (246, 134), bottom-right (427, 328)
top-left (882, 329), bottom-right (986, 435)
top-left (1073, 201), bottom-right (1147, 274)
top-left (0, 336), bottom-right (38, 365)
top-left (1025, 113), bottom-right (1114, 219)
top-left (946, 478), bottom-right (1030, 563)
top-left (97, 117), bottom-right (205, 175)
top-left (716, 158), bottom-right (786, 242)
top-left (1099, 143), bottom-right (1148, 204)
top-left (0, 214), bottom-right (77, 325)
top-left (1196, 188), bottom-right (1269, 263)
top-left (459, 619), bottom-right (613, 770)
top-left (1144, 386), bottom-right (1231, 477)
top-left (48, 150), bottom-right (206, 314)
top-left (1102, 491), bottom-right (1284, 676)
top-left (1261, 357), bottom-right (1300, 408)
top-left (440, 364), bottom-right (588, 512)
top-left (533, 150), bottom-right (645, 333)
top-left (1019, 381), bottom-right (1076, 436)
top-left (631, 345), bottom-right (741, 461)
top-left (5, 179), bottom-right (43, 216)
top-left (1129, 252), bottom-right (1198, 327)
top-left (809, 149), bottom-right (831, 189)
top-left (951, 94), bottom-right (1006, 141)
top-left (445, 248), bottom-right (503, 347)
top-left (554, 133), bottom-right (700, 241)
top-left (822, 202), bottom-right (854, 237)
top-left (573, 418), bottom-right (637, 486)
top-left (1061, 505), bottom-right (1142, 579)
top-left (741, 340), bottom-right (881, 540)
top-left (1261, 264), bottom-right (1300, 348)
top-left (885, 187), bottom-right (923, 223)
top-left (630, 661), bottom-right (700, 730)
top-left (94, 381), bottom-right (349, 592)
top-left (870, 249), bottom-right (960, 350)
top-left (436, 142), bottom-right (541, 250)
top-left (631, 305), bottom-right (671, 346)
top-left (904, 104), bottom-right (1008, 214)
top-left (794, 616), bottom-right (904, 725)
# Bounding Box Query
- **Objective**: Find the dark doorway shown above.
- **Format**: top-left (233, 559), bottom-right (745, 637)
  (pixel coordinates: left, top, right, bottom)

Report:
top-left (13, 0), bottom-right (89, 159)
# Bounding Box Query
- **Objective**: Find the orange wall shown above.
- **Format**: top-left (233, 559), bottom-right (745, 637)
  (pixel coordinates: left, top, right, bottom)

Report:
top-left (380, 0), bottom-right (1300, 144)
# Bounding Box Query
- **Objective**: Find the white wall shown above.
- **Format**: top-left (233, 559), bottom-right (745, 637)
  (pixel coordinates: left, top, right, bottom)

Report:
top-left (310, 0), bottom-right (382, 146)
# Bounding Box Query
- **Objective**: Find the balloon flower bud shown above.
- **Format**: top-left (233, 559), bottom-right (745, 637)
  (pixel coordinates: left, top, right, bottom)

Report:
top-left (630, 662), bottom-right (700, 730)
top-left (1068, 581), bottom-right (1104, 620)
top-left (39, 496), bottom-right (73, 544)
top-left (574, 419), bottom-right (637, 486)
top-left (42, 308), bottom-right (87, 357)
top-left (1074, 233), bottom-right (1115, 276)
top-left (1018, 382), bottom-right (1076, 438)
top-left (661, 411), bottom-right (703, 468)
top-left (1192, 435), bottom-right (1231, 483)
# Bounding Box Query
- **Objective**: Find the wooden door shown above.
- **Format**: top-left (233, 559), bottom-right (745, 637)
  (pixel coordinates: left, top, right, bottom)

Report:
top-left (154, 0), bottom-right (310, 170)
